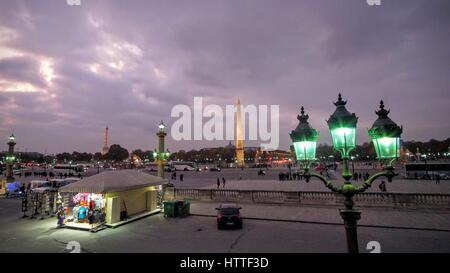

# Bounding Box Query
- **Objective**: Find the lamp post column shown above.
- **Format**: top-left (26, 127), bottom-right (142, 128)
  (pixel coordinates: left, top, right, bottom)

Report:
top-left (293, 97), bottom-right (402, 253)
top-left (6, 134), bottom-right (16, 182)
top-left (156, 121), bottom-right (167, 179)
top-left (340, 201), bottom-right (361, 253)
top-left (340, 157), bottom-right (361, 253)
top-left (325, 94), bottom-right (360, 252)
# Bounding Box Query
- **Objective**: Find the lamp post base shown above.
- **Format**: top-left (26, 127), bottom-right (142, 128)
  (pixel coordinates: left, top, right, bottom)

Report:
top-left (339, 209), bottom-right (361, 253)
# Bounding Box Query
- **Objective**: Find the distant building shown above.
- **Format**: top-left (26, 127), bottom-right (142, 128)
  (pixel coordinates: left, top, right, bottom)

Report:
top-left (254, 148), bottom-right (294, 166)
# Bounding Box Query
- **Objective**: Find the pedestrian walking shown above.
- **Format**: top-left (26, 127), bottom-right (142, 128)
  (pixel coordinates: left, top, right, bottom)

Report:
top-left (222, 177), bottom-right (226, 188)
top-left (378, 181), bottom-right (387, 192)
top-left (180, 173), bottom-right (184, 182)
top-left (217, 178), bottom-right (220, 189)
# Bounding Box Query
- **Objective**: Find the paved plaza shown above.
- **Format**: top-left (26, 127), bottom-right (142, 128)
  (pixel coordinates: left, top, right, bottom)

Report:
top-left (196, 178), bottom-right (450, 194)
top-left (0, 196), bottom-right (449, 253)
top-left (166, 168), bottom-right (450, 194)
top-left (2, 167), bottom-right (449, 253)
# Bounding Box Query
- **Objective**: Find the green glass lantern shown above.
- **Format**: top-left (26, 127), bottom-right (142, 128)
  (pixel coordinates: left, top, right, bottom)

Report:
top-left (326, 94), bottom-right (358, 157)
top-left (368, 100), bottom-right (403, 159)
top-left (290, 106), bottom-right (319, 161)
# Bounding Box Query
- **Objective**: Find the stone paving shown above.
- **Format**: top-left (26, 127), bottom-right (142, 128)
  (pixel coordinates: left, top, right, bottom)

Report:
top-left (0, 197), bottom-right (449, 253)
top-left (189, 202), bottom-right (450, 231)
top-left (2, 167), bottom-right (450, 253)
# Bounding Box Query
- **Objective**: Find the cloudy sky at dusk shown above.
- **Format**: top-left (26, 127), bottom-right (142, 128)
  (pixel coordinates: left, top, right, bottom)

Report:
top-left (0, 0), bottom-right (449, 154)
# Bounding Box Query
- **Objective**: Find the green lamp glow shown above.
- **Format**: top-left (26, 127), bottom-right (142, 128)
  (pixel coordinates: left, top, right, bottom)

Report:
top-left (368, 100), bottom-right (403, 159)
top-left (290, 106), bottom-right (319, 161)
top-left (330, 127), bottom-right (356, 151)
top-left (327, 94), bottom-right (358, 157)
top-left (6, 155), bottom-right (15, 162)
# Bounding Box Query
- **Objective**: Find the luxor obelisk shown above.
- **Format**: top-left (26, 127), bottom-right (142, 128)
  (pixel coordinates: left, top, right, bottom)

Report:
top-left (235, 98), bottom-right (245, 168)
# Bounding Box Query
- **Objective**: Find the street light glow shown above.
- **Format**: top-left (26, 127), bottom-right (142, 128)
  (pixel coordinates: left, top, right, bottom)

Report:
top-left (330, 127), bottom-right (356, 151)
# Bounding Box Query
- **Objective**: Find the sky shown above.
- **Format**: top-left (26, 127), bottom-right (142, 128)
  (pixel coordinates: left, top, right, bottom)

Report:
top-left (0, 0), bottom-right (449, 154)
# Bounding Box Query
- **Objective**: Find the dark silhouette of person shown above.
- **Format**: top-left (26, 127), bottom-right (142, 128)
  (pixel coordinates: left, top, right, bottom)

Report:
top-left (217, 178), bottom-right (220, 189)
top-left (379, 181), bottom-right (387, 192)
top-left (180, 174), bottom-right (184, 182)
top-left (222, 177), bottom-right (226, 188)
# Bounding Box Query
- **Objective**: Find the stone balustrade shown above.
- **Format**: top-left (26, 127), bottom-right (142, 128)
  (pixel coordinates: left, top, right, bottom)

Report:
top-left (165, 188), bottom-right (450, 210)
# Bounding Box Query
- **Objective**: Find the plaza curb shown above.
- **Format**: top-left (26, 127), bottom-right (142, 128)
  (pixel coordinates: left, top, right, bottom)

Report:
top-left (189, 213), bottom-right (450, 233)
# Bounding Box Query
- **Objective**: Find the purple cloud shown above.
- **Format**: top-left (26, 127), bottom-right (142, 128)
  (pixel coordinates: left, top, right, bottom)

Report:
top-left (0, 0), bottom-right (448, 154)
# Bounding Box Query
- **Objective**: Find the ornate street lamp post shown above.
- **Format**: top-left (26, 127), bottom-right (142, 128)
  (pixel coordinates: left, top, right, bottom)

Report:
top-left (6, 134), bottom-right (17, 182)
top-left (155, 121), bottom-right (170, 179)
top-left (1, 134), bottom-right (16, 195)
top-left (290, 106), bottom-right (319, 163)
top-left (291, 94), bottom-right (403, 253)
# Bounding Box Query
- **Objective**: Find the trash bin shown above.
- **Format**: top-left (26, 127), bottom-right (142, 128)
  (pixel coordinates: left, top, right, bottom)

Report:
top-left (177, 200), bottom-right (190, 217)
top-left (163, 201), bottom-right (176, 217)
top-left (176, 200), bottom-right (184, 217)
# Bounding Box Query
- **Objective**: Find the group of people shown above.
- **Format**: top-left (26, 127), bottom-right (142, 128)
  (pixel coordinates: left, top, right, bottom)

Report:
top-left (170, 172), bottom-right (184, 182)
top-left (216, 177), bottom-right (226, 188)
top-left (278, 172), bottom-right (304, 181)
top-left (413, 172), bottom-right (442, 183)
top-left (352, 172), bottom-right (371, 181)
top-left (278, 171), bottom-right (333, 181)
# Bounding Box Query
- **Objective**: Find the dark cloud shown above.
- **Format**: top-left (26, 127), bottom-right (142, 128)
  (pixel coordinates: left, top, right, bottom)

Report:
top-left (0, 56), bottom-right (46, 88)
